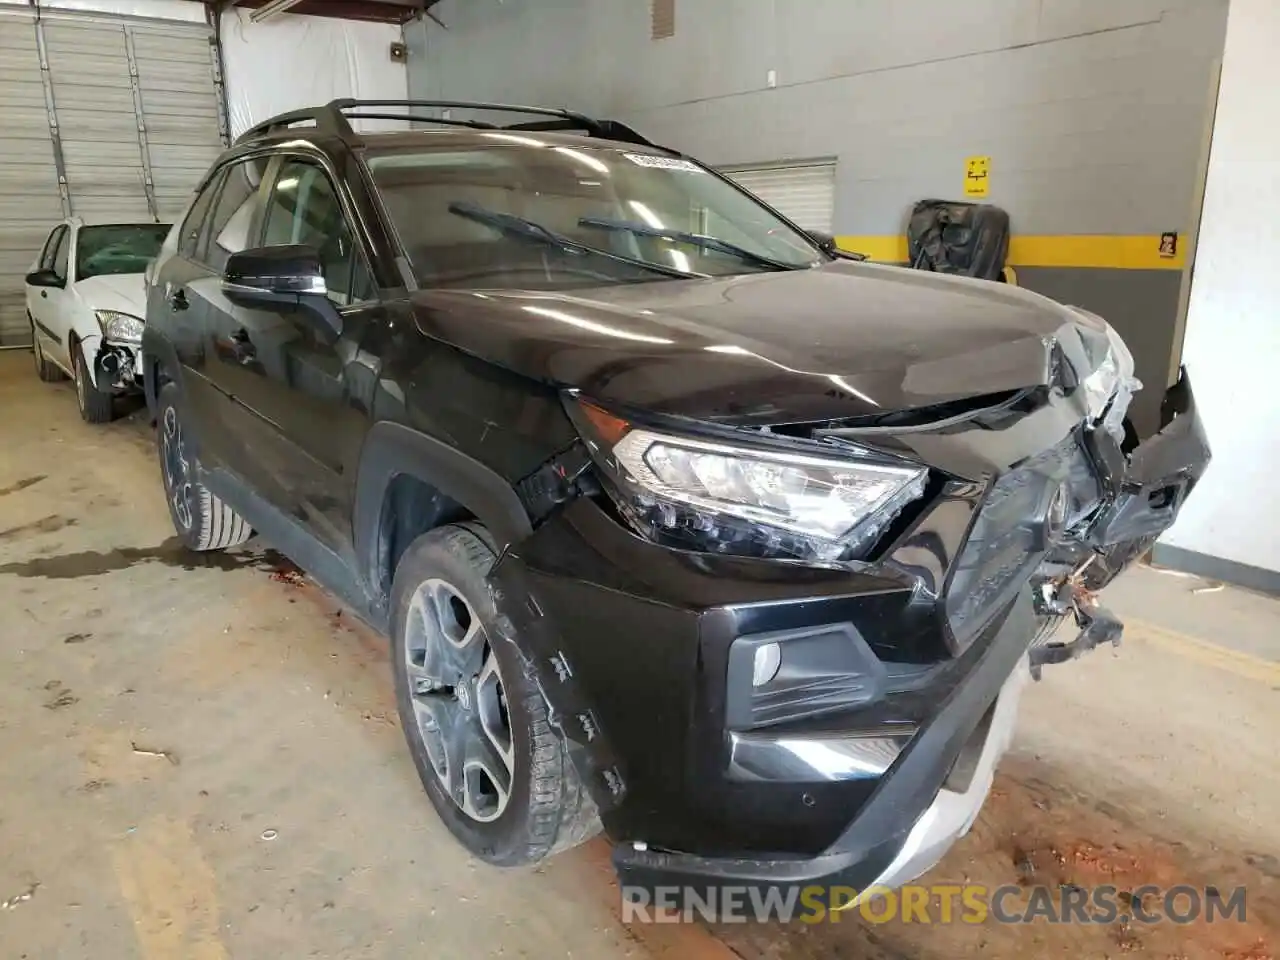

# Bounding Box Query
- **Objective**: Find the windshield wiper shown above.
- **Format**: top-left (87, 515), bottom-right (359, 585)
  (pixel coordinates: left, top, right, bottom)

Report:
top-left (577, 216), bottom-right (806, 272)
top-left (446, 202), bottom-right (702, 280)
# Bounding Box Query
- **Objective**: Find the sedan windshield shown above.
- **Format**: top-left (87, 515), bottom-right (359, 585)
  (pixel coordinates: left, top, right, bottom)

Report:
top-left (76, 224), bottom-right (171, 281)
top-left (363, 137), bottom-right (825, 290)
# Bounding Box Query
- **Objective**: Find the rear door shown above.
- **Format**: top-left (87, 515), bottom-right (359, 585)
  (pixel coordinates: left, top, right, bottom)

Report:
top-left (202, 153), bottom-right (377, 554)
top-left (149, 155), bottom-right (271, 477)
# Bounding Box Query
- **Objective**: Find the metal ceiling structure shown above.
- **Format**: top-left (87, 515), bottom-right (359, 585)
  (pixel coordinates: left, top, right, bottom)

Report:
top-left (214, 0), bottom-right (435, 24)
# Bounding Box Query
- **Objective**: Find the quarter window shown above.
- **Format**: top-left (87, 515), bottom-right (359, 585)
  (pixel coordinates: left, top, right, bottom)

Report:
top-left (39, 225), bottom-right (66, 271)
top-left (51, 228), bottom-right (70, 281)
top-left (178, 171), bottom-right (223, 259)
top-left (203, 157), bottom-right (268, 272)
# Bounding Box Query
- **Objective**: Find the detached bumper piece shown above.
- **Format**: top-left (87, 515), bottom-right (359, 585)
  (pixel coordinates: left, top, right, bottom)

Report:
top-left (1029, 366), bottom-right (1210, 677)
top-left (1028, 589), bottom-right (1123, 680)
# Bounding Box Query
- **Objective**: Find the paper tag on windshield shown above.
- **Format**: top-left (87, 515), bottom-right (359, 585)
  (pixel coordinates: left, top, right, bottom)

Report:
top-left (623, 153), bottom-right (702, 173)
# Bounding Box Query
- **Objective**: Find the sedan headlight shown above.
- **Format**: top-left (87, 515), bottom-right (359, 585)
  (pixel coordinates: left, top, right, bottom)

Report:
top-left (570, 399), bottom-right (928, 561)
top-left (95, 310), bottom-right (144, 344)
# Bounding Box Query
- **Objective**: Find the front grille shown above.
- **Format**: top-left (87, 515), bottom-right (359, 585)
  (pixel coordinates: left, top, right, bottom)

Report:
top-left (945, 432), bottom-right (1102, 649)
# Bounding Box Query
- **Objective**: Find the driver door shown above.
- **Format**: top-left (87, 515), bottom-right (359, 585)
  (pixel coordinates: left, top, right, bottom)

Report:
top-left (202, 155), bottom-right (375, 555)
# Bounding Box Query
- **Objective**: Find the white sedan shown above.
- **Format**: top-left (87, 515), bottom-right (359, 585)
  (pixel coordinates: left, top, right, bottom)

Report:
top-left (25, 218), bottom-right (171, 423)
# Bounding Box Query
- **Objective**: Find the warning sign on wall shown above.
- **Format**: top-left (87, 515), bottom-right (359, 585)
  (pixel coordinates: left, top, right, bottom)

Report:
top-left (964, 156), bottom-right (990, 198)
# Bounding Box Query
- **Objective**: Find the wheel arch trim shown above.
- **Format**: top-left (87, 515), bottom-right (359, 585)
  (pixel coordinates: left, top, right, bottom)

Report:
top-left (141, 329), bottom-right (183, 417)
top-left (353, 421), bottom-right (533, 613)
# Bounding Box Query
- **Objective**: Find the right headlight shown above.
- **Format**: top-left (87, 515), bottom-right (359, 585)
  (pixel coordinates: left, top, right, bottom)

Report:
top-left (95, 310), bottom-right (145, 344)
top-left (570, 399), bottom-right (928, 562)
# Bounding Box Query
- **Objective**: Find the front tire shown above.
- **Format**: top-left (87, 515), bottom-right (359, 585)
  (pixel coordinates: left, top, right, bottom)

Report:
top-left (156, 382), bottom-right (253, 551)
top-left (391, 524), bottom-right (585, 866)
top-left (73, 343), bottom-right (114, 423)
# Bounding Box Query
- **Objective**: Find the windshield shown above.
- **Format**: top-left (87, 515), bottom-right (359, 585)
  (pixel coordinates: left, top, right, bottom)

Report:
top-left (76, 224), bottom-right (171, 280)
top-left (363, 138), bottom-right (825, 290)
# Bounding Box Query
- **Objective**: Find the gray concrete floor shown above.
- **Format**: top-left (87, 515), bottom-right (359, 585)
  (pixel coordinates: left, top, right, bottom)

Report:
top-left (1, 350), bottom-right (1276, 959)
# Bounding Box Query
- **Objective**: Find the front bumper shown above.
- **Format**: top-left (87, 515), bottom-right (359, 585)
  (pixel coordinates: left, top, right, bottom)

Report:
top-left (488, 370), bottom-right (1209, 895)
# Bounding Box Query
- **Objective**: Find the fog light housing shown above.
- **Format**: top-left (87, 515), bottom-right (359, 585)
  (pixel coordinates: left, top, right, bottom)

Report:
top-left (752, 642), bottom-right (781, 687)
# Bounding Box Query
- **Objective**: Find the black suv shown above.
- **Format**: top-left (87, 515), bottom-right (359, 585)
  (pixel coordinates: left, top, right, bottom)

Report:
top-left (142, 99), bottom-right (1209, 901)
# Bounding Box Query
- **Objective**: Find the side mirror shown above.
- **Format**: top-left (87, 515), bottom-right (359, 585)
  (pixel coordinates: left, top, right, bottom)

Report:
top-left (222, 245), bottom-right (341, 336)
top-left (25, 269), bottom-right (64, 288)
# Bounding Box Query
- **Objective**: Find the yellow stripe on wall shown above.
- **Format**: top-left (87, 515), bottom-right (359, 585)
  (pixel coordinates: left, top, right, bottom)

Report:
top-left (835, 234), bottom-right (1186, 271)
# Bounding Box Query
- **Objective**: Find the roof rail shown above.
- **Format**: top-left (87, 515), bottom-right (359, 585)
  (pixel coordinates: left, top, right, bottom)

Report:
top-left (234, 98), bottom-right (660, 148)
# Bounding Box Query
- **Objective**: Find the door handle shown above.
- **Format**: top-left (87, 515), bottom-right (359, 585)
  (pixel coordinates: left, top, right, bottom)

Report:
top-left (168, 288), bottom-right (188, 311)
top-left (215, 328), bottom-right (256, 364)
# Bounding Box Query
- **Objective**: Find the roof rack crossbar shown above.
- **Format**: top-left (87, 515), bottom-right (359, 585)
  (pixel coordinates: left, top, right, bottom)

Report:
top-left (235, 99), bottom-right (661, 149)
top-left (501, 118), bottom-right (656, 147)
top-left (329, 98), bottom-right (598, 127)
top-left (341, 112), bottom-right (499, 131)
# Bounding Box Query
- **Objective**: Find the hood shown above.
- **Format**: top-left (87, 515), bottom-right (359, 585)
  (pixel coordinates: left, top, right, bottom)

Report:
top-left (73, 273), bottom-right (147, 318)
top-left (409, 260), bottom-right (1103, 425)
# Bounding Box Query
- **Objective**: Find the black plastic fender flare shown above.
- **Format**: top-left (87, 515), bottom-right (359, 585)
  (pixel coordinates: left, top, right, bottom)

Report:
top-left (141, 328), bottom-right (184, 417)
top-left (352, 421), bottom-right (533, 607)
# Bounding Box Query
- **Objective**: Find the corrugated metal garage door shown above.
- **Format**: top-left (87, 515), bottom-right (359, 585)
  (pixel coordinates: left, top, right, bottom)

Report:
top-left (131, 21), bottom-right (226, 220)
top-left (722, 162), bottom-right (837, 235)
top-left (0, 8), bottom-right (224, 348)
top-left (0, 9), bottom-right (64, 349)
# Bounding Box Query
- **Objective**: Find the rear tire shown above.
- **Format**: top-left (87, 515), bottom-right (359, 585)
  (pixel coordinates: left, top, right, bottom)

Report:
top-left (73, 344), bottom-right (114, 424)
top-left (30, 316), bottom-right (64, 383)
top-left (390, 523), bottom-right (593, 866)
top-left (156, 382), bottom-right (253, 551)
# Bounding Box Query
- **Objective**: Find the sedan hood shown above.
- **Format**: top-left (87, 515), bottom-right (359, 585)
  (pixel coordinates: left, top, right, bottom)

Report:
top-left (409, 260), bottom-right (1103, 425)
top-left (74, 273), bottom-right (147, 318)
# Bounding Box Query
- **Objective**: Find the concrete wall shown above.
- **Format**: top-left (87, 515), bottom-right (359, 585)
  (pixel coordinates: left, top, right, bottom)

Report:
top-left (405, 0), bottom-right (1228, 436)
top-left (1153, 0), bottom-right (1280, 583)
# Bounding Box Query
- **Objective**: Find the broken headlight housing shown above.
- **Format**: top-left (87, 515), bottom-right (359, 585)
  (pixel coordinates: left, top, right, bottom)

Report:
top-left (569, 399), bottom-right (928, 561)
top-left (95, 310), bottom-right (144, 344)
top-left (1074, 310), bottom-right (1140, 441)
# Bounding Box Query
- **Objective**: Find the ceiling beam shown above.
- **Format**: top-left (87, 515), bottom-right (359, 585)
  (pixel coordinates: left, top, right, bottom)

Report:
top-left (248, 0), bottom-right (306, 21)
top-left (226, 0), bottom-right (430, 24)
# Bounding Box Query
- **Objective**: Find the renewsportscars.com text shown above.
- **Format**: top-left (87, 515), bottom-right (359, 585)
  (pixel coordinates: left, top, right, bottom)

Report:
top-left (621, 883), bottom-right (1248, 925)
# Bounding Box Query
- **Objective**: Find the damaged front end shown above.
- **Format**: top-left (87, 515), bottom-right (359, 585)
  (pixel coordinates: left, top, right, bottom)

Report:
top-left (94, 341), bottom-right (141, 393)
top-left (488, 310), bottom-right (1209, 896)
top-left (1024, 364), bottom-right (1208, 676)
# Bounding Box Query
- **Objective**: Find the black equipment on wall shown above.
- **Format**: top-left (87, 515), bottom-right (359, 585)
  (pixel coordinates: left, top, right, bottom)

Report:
top-left (906, 199), bottom-right (1011, 281)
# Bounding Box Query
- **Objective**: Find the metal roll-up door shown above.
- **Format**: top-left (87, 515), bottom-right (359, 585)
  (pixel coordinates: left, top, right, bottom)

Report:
top-left (722, 161), bottom-right (837, 235)
top-left (0, 8), bottom-right (225, 349)
top-left (43, 18), bottom-right (152, 222)
top-left (130, 21), bottom-right (225, 221)
top-left (0, 10), bottom-right (64, 348)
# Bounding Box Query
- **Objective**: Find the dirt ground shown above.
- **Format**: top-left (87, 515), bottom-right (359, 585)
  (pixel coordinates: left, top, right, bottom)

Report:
top-left (0, 350), bottom-right (1275, 959)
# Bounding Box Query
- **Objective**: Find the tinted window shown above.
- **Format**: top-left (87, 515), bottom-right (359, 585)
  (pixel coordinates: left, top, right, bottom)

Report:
top-left (363, 140), bottom-right (822, 291)
top-left (51, 228), bottom-right (70, 280)
top-left (178, 173), bottom-right (223, 259)
top-left (39, 226), bottom-right (66, 271)
top-left (261, 159), bottom-right (374, 305)
top-left (76, 224), bottom-right (171, 280)
top-left (204, 158), bottom-right (268, 272)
